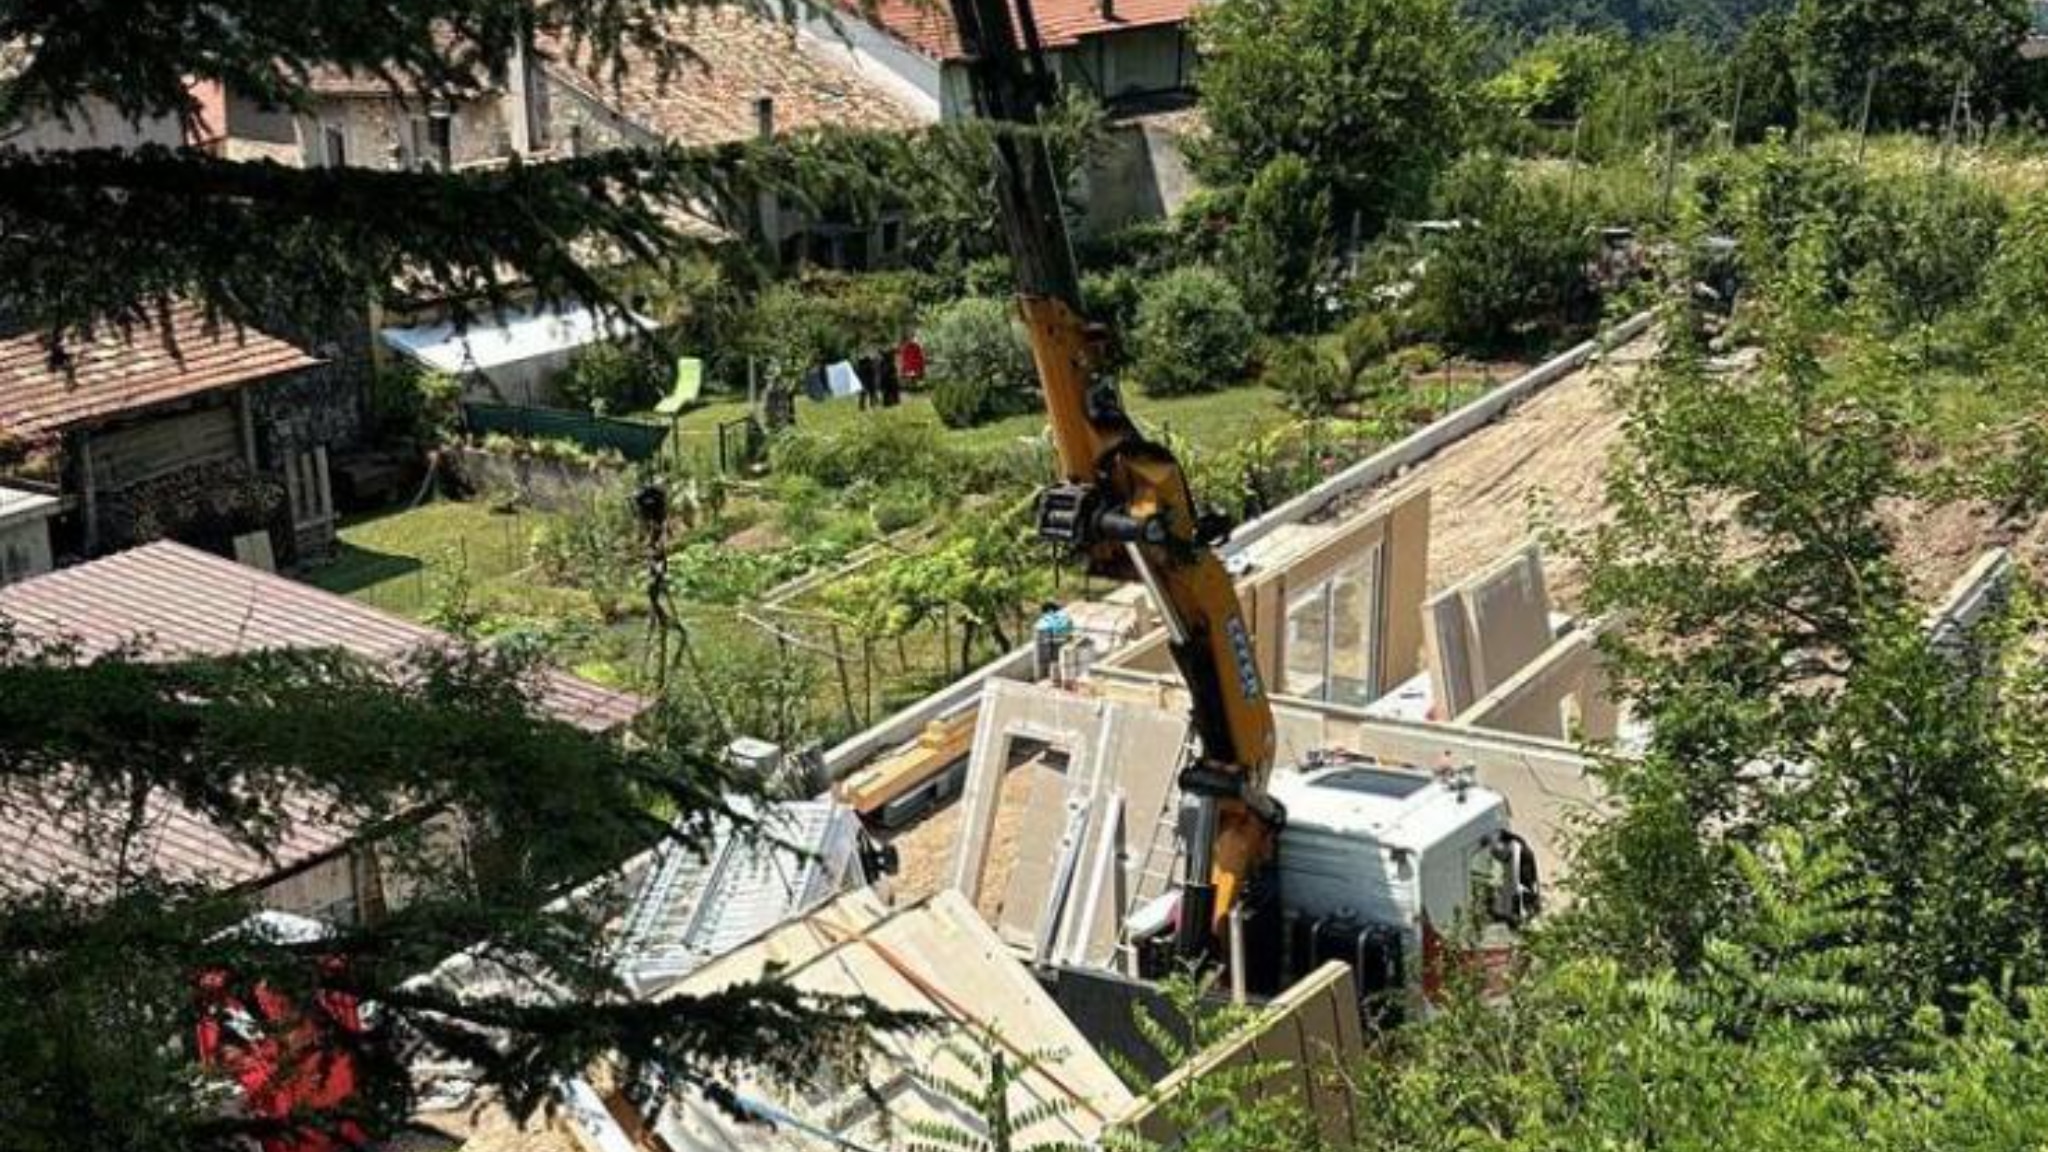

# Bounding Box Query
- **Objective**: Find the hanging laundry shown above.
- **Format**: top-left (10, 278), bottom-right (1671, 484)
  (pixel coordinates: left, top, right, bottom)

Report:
top-left (826, 360), bottom-right (864, 399)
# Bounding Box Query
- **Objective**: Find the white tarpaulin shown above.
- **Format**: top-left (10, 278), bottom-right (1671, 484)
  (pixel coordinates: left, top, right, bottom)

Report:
top-left (380, 303), bottom-right (652, 406)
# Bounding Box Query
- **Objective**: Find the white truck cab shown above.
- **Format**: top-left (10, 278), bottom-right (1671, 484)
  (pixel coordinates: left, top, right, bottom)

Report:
top-left (1264, 755), bottom-right (1539, 1010)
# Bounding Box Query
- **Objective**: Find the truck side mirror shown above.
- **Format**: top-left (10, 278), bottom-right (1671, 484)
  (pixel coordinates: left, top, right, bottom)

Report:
top-left (1488, 833), bottom-right (1541, 928)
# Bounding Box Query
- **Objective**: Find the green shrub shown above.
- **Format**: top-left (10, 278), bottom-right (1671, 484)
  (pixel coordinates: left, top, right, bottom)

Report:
top-left (1225, 154), bottom-right (1335, 333)
top-left (369, 364), bottom-right (463, 443)
top-left (770, 413), bottom-right (959, 491)
top-left (529, 487), bottom-right (641, 621)
top-left (871, 483), bottom-right (939, 534)
top-left (1130, 267), bottom-right (1257, 397)
top-left (1408, 153), bottom-right (1598, 353)
top-left (1338, 310), bottom-right (1404, 375)
top-left (557, 341), bottom-right (663, 413)
top-left (1081, 267), bottom-right (1146, 367)
top-left (961, 257), bottom-right (1017, 299)
top-left (1264, 338), bottom-right (1356, 418)
top-left (920, 297), bottom-right (1038, 428)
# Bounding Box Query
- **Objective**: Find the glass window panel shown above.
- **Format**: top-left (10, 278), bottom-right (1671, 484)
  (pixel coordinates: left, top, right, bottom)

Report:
top-left (1284, 584), bottom-right (1331, 700)
top-left (1328, 544), bottom-right (1382, 707)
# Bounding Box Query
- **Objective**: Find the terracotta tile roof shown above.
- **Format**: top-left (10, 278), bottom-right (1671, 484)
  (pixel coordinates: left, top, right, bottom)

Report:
top-left (0, 302), bottom-right (322, 438)
top-left (0, 541), bottom-right (648, 897)
top-left (539, 6), bottom-right (921, 148)
top-left (850, 0), bottom-right (1197, 62)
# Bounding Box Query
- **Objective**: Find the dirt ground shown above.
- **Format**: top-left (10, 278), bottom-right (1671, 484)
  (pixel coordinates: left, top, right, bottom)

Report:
top-left (883, 751), bottom-right (1051, 920)
top-left (1322, 335), bottom-right (1659, 608)
top-left (1319, 332), bottom-right (2029, 610)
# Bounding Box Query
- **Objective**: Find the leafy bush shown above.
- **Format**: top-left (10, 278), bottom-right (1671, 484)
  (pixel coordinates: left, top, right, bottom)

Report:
top-left (370, 364), bottom-right (463, 443)
top-left (1264, 337), bottom-right (1357, 417)
top-left (961, 257), bottom-right (1017, 299)
top-left (558, 341), bottom-right (663, 413)
top-left (667, 541), bottom-right (841, 605)
top-left (1339, 310), bottom-right (1404, 374)
top-left (529, 488), bottom-right (641, 621)
top-left (1225, 154), bottom-right (1334, 333)
top-left (476, 432), bottom-right (626, 470)
top-left (1408, 153), bottom-right (1598, 353)
top-left (919, 297), bottom-right (1038, 428)
top-left (1130, 267), bottom-right (1257, 397)
top-left (871, 483), bottom-right (939, 534)
top-left (1081, 267), bottom-right (1146, 367)
top-left (770, 414), bottom-right (960, 491)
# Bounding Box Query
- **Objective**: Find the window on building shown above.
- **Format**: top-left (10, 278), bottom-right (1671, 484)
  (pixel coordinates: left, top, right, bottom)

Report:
top-left (1284, 586), bottom-right (1331, 701)
top-left (528, 67), bottom-right (552, 151)
top-left (321, 123), bottom-right (347, 168)
top-left (412, 112), bottom-right (454, 170)
top-left (1282, 546), bottom-right (1388, 706)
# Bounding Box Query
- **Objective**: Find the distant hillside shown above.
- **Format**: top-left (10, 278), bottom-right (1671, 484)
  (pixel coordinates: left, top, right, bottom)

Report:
top-left (1463, 0), bottom-right (1790, 44)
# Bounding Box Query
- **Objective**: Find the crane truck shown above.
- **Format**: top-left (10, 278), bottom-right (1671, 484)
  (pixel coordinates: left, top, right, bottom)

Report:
top-left (941, 0), bottom-right (1540, 1001)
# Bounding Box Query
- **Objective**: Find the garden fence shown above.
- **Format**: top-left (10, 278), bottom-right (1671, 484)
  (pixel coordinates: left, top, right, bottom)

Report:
top-left (463, 403), bottom-right (672, 462)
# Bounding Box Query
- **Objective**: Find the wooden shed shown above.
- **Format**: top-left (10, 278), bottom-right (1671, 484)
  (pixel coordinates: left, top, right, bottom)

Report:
top-left (0, 303), bottom-right (352, 563)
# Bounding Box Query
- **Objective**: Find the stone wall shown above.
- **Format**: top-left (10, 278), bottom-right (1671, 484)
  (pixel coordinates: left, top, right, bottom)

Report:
top-left (451, 445), bottom-right (623, 514)
top-left (251, 364), bottom-right (368, 461)
top-left (538, 71), bottom-right (650, 155)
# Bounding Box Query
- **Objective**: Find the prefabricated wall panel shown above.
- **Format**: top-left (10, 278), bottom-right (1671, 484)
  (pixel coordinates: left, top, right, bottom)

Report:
top-left (1093, 671), bottom-right (1604, 891)
top-left (1459, 545), bottom-right (1554, 694)
top-left (1457, 625), bottom-right (1618, 744)
top-left (1113, 961), bottom-right (1365, 1148)
top-left (950, 679), bottom-right (1190, 966)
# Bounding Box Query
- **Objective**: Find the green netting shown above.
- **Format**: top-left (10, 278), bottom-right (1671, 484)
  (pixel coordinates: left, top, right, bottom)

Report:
top-left (463, 403), bottom-right (672, 461)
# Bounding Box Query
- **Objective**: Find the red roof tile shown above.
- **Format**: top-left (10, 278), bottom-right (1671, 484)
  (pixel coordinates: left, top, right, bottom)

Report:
top-left (852, 0), bottom-right (1196, 61)
top-left (0, 302), bottom-right (322, 438)
top-left (0, 541), bottom-right (648, 897)
top-left (539, 6), bottom-right (921, 148)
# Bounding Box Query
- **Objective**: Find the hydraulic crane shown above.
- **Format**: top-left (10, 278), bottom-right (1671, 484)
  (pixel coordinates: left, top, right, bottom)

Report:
top-left (944, 0), bottom-right (1282, 961)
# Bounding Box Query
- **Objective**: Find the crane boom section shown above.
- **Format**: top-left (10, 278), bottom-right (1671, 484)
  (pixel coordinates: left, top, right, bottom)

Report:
top-left (947, 0), bottom-right (1280, 953)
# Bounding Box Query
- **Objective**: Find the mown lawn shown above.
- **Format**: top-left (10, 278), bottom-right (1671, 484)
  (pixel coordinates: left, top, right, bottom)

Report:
top-left (306, 500), bottom-right (555, 618)
top-left (650, 381), bottom-right (1296, 463)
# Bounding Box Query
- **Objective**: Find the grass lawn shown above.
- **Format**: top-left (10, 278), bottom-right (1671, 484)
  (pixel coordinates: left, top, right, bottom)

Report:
top-left (306, 500), bottom-right (555, 618)
top-left (648, 382), bottom-right (1297, 466)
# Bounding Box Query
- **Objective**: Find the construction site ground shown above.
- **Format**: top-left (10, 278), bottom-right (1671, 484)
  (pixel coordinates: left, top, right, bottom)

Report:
top-left (882, 327), bottom-right (2048, 905)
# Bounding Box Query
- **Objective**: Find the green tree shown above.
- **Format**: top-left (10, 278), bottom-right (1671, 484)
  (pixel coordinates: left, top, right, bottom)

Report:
top-left (1407, 154), bottom-right (1598, 353)
top-left (921, 297), bottom-right (1041, 428)
top-left (1790, 0), bottom-right (2035, 129)
top-left (1223, 154), bottom-right (1335, 333)
top-left (0, 636), bottom-right (904, 1152)
top-left (1192, 0), bottom-right (1476, 237)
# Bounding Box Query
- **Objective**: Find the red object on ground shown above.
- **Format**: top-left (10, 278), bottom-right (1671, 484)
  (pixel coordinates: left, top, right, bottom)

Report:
top-left (898, 339), bottom-right (926, 382)
top-left (194, 963), bottom-right (370, 1152)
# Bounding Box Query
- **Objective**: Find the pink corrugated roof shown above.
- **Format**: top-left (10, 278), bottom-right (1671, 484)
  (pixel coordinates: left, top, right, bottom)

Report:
top-left (851, 0), bottom-right (1196, 61)
top-left (0, 301), bottom-right (322, 438)
top-left (0, 542), bottom-right (648, 898)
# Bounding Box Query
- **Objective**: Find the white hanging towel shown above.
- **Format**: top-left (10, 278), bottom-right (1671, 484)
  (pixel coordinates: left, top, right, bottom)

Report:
top-left (825, 360), bottom-right (864, 398)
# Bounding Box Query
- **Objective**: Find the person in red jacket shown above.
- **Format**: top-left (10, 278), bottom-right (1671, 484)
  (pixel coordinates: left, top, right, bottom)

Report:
top-left (897, 337), bottom-right (925, 390)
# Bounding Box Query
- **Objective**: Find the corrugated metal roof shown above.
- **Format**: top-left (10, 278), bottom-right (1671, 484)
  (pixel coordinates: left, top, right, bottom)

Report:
top-left (849, 0), bottom-right (1196, 62)
top-left (0, 541), bottom-right (647, 898)
top-left (0, 541), bottom-right (644, 732)
top-left (614, 799), bottom-right (861, 995)
top-left (0, 301), bottom-right (323, 437)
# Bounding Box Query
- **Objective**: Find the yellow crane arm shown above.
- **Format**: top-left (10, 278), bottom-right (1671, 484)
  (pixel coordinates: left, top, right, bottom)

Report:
top-left (943, 0), bottom-right (1282, 956)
